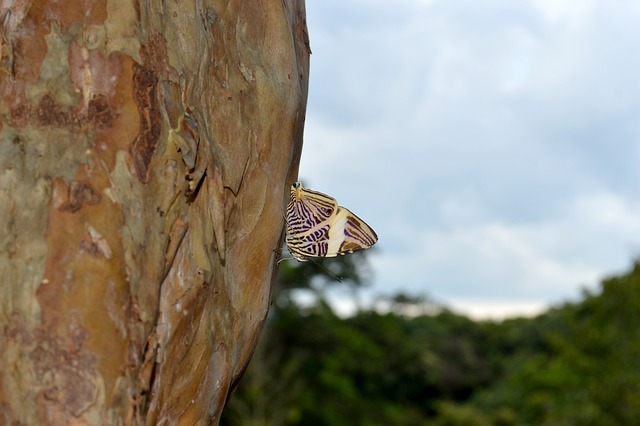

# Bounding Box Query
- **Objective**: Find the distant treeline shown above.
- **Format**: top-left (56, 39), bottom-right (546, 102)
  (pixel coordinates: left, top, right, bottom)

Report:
top-left (222, 254), bottom-right (640, 425)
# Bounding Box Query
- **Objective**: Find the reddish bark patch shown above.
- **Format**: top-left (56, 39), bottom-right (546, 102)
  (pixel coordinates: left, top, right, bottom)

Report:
top-left (36, 93), bottom-right (118, 131)
top-left (1, 76), bottom-right (30, 127)
top-left (78, 240), bottom-right (101, 257)
top-left (129, 64), bottom-right (160, 183)
top-left (10, 101), bottom-right (30, 125)
top-left (87, 94), bottom-right (116, 130)
top-left (58, 180), bottom-right (102, 213)
top-left (128, 33), bottom-right (170, 183)
top-left (36, 95), bottom-right (80, 129)
top-left (142, 33), bottom-right (170, 74)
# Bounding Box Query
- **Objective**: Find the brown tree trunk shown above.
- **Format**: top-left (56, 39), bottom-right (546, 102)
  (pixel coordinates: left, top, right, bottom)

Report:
top-left (0, 0), bottom-right (309, 424)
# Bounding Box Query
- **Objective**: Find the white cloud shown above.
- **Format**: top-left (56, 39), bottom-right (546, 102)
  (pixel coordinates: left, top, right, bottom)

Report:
top-left (301, 0), bottom-right (640, 316)
top-left (448, 298), bottom-right (547, 321)
top-left (371, 224), bottom-right (597, 299)
top-left (368, 190), bottom-right (639, 303)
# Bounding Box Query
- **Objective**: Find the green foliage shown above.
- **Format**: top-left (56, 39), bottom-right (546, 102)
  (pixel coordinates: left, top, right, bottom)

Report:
top-left (463, 262), bottom-right (640, 425)
top-left (222, 257), bottom-right (640, 426)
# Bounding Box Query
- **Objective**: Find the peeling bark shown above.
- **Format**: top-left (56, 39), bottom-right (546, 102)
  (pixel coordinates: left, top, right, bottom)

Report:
top-left (0, 0), bottom-right (309, 424)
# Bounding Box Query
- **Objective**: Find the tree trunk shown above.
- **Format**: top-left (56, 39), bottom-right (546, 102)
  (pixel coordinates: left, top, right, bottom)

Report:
top-left (0, 0), bottom-right (309, 424)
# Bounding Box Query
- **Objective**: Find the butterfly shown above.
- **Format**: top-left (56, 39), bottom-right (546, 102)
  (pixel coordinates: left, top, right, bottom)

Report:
top-left (284, 182), bottom-right (378, 262)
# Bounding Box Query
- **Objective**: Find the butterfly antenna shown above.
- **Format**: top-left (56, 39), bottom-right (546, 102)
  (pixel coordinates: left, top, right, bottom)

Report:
top-left (277, 255), bottom-right (342, 282)
top-left (277, 257), bottom-right (294, 265)
top-left (310, 259), bottom-right (343, 283)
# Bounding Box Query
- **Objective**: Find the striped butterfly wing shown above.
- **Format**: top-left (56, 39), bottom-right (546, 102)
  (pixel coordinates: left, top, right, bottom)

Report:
top-left (285, 182), bottom-right (378, 261)
top-left (325, 206), bottom-right (378, 256)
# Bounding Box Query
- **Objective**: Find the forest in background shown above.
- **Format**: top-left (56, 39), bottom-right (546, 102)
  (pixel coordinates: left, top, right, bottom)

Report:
top-left (221, 252), bottom-right (640, 426)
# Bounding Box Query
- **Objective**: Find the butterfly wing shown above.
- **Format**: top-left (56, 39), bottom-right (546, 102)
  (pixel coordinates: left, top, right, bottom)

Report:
top-left (285, 185), bottom-right (338, 261)
top-left (285, 182), bottom-right (378, 261)
top-left (325, 206), bottom-right (378, 257)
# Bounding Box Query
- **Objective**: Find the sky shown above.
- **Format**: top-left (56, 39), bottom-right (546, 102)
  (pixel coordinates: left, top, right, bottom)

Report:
top-left (298, 0), bottom-right (640, 319)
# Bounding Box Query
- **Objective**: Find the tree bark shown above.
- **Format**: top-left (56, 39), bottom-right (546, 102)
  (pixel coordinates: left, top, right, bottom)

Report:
top-left (0, 0), bottom-right (309, 424)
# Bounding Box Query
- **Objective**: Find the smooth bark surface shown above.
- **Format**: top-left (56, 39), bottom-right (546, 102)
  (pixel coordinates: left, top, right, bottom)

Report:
top-left (0, 0), bottom-right (309, 424)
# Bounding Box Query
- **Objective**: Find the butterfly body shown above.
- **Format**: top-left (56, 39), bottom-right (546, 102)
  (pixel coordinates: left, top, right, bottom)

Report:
top-left (285, 182), bottom-right (378, 261)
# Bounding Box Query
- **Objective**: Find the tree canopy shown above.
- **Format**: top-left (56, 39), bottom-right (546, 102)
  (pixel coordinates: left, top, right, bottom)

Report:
top-left (222, 256), bottom-right (640, 425)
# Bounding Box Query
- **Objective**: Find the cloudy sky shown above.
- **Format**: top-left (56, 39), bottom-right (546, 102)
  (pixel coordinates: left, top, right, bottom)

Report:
top-left (298, 0), bottom-right (640, 318)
